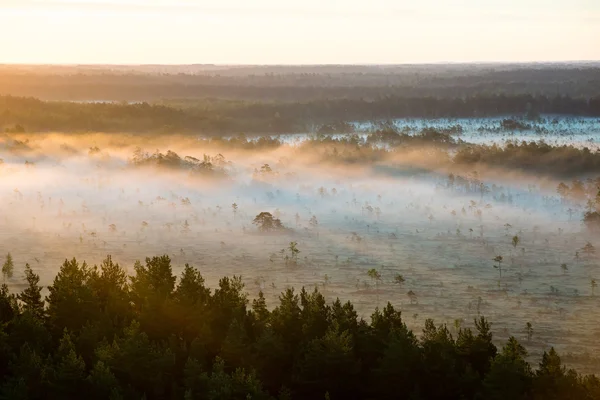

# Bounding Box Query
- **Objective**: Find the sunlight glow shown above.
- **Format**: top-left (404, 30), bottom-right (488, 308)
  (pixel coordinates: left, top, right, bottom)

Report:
top-left (0, 0), bottom-right (598, 64)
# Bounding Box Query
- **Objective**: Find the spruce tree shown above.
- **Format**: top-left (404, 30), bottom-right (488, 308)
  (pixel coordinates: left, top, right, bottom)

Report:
top-left (17, 263), bottom-right (45, 319)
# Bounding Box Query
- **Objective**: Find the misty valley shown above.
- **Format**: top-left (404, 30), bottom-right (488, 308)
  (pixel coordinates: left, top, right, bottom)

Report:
top-left (0, 0), bottom-right (598, 392)
top-left (2, 115), bottom-right (600, 379)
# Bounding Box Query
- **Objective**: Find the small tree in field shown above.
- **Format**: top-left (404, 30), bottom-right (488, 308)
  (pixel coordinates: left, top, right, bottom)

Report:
top-left (581, 242), bottom-right (596, 258)
top-left (407, 290), bottom-right (418, 305)
top-left (512, 235), bottom-right (520, 249)
top-left (2, 253), bottom-right (14, 281)
top-left (591, 278), bottom-right (598, 296)
top-left (231, 203), bottom-right (238, 219)
top-left (394, 274), bottom-right (405, 285)
top-left (583, 211), bottom-right (600, 231)
top-left (287, 242), bottom-right (300, 266)
top-left (367, 268), bottom-right (381, 287)
top-left (525, 322), bottom-right (533, 341)
top-left (253, 212), bottom-right (284, 232)
top-left (367, 268), bottom-right (382, 304)
top-left (493, 255), bottom-right (503, 278)
top-left (323, 274), bottom-right (330, 291)
top-left (560, 263), bottom-right (568, 275)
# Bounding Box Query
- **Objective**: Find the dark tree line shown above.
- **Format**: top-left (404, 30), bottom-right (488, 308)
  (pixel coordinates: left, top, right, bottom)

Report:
top-left (1, 64), bottom-right (599, 101)
top-left (0, 254), bottom-right (599, 399)
top-left (453, 141), bottom-right (600, 177)
top-left (1, 93), bottom-right (599, 134)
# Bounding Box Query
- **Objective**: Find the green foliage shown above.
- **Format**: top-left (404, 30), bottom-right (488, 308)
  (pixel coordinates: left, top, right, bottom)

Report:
top-left (526, 322), bottom-right (534, 341)
top-left (253, 212), bottom-right (285, 233)
top-left (293, 323), bottom-right (359, 398)
top-left (0, 284), bottom-right (18, 324)
top-left (371, 321), bottom-right (421, 399)
top-left (1, 253), bottom-right (13, 281)
top-left (89, 255), bottom-right (131, 326)
top-left (454, 141), bottom-right (600, 177)
top-left (131, 255), bottom-right (176, 303)
top-left (131, 149), bottom-right (229, 178)
top-left (96, 321), bottom-right (175, 398)
top-left (367, 268), bottom-right (381, 283)
top-left (86, 361), bottom-right (123, 400)
top-left (49, 331), bottom-right (87, 398)
top-left (17, 264), bottom-right (44, 320)
top-left (46, 258), bottom-right (99, 336)
top-left (0, 343), bottom-right (51, 399)
top-left (483, 337), bottom-right (532, 400)
top-left (0, 253), bottom-right (598, 399)
top-left (512, 235), bottom-right (520, 248)
top-left (185, 356), bottom-right (270, 400)
top-left (288, 242), bottom-right (300, 262)
top-left (174, 264), bottom-right (210, 308)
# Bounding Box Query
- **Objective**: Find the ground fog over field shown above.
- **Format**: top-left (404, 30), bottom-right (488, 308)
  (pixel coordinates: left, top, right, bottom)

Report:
top-left (1, 121), bottom-right (600, 373)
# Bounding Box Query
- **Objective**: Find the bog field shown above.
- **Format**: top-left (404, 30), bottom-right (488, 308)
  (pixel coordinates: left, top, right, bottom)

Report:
top-left (2, 116), bottom-right (600, 373)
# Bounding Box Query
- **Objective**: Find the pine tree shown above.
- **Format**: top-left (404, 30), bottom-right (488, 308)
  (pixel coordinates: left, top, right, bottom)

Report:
top-left (483, 337), bottom-right (532, 400)
top-left (2, 252), bottom-right (14, 281)
top-left (17, 263), bottom-right (45, 319)
top-left (0, 283), bottom-right (18, 324)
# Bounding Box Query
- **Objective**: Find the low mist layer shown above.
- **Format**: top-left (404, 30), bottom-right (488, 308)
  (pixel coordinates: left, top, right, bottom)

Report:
top-left (1, 128), bottom-right (600, 374)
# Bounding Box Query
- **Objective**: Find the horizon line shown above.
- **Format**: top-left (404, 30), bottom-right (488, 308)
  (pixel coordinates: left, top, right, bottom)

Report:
top-left (1, 60), bottom-right (600, 67)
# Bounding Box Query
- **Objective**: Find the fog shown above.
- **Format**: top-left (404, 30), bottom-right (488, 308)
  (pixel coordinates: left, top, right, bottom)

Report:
top-left (1, 131), bottom-right (599, 373)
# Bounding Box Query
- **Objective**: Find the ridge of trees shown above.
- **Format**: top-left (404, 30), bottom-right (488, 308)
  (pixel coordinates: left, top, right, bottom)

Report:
top-left (0, 254), bottom-right (599, 399)
top-left (1, 65), bottom-right (600, 100)
top-left (1, 94), bottom-right (599, 134)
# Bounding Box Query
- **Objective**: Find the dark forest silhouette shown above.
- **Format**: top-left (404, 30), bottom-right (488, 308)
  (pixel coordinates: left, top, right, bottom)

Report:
top-left (1, 255), bottom-right (599, 399)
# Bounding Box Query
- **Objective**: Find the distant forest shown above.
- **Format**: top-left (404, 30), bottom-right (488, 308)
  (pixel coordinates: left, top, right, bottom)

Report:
top-left (1, 64), bottom-right (600, 101)
top-left (0, 64), bottom-right (598, 134)
top-left (0, 94), bottom-right (599, 134)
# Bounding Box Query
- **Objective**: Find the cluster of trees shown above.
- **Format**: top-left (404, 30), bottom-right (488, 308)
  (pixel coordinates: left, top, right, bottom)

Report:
top-left (1, 93), bottom-right (599, 134)
top-left (556, 179), bottom-right (600, 204)
top-left (454, 141), bottom-right (600, 177)
top-left (299, 135), bottom-right (394, 165)
top-left (365, 124), bottom-right (458, 147)
top-left (1, 254), bottom-right (599, 399)
top-left (500, 119), bottom-right (536, 130)
top-left (444, 172), bottom-right (500, 199)
top-left (252, 212), bottom-right (286, 233)
top-left (130, 148), bottom-right (229, 178)
top-left (298, 132), bottom-right (600, 177)
top-left (120, 130), bottom-right (600, 178)
top-left (201, 136), bottom-right (283, 151)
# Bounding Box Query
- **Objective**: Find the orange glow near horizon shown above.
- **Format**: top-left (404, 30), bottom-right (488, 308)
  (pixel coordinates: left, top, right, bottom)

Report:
top-left (0, 0), bottom-right (598, 64)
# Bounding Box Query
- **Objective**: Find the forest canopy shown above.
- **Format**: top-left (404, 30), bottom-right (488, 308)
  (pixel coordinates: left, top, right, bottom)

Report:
top-left (0, 254), bottom-right (599, 400)
top-left (1, 64), bottom-right (599, 101)
top-left (0, 94), bottom-right (599, 134)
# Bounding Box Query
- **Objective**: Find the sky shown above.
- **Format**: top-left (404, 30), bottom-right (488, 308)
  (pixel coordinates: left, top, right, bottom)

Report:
top-left (0, 0), bottom-right (598, 64)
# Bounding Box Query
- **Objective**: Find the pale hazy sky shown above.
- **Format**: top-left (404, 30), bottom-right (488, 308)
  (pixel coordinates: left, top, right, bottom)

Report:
top-left (0, 0), bottom-right (598, 64)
